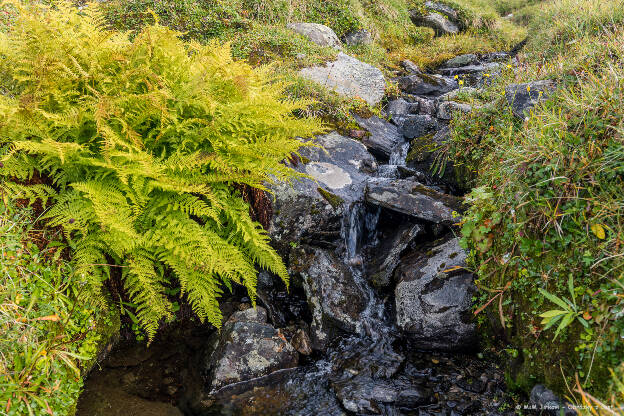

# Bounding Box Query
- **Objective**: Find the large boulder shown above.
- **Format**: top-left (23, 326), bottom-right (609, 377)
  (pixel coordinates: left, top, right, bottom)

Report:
top-left (299, 53), bottom-right (386, 106)
top-left (396, 73), bottom-right (458, 97)
top-left (409, 10), bottom-right (459, 36)
top-left (425, 1), bottom-right (461, 26)
top-left (443, 53), bottom-right (478, 68)
top-left (394, 238), bottom-right (476, 350)
top-left (505, 80), bottom-right (556, 119)
top-left (365, 178), bottom-right (461, 224)
top-left (204, 307), bottom-right (299, 391)
top-left (269, 131), bottom-right (377, 254)
top-left (287, 23), bottom-right (341, 48)
top-left (353, 114), bottom-right (405, 161)
top-left (293, 248), bottom-right (369, 349)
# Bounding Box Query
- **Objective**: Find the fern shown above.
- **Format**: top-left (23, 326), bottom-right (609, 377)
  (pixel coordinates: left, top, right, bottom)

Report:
top-left (0, 1), bottom-right (323, 339)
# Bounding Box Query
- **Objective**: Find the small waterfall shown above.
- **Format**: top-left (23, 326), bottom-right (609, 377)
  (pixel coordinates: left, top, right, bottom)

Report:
top-left (378, 140), bottom-right (410, 178)
top-left (341, 202), bottom-right (389, 341)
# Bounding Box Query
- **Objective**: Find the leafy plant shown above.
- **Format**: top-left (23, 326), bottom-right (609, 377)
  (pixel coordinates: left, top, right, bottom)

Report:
top-left (539, 276), bottom-right (589, 340)
top-left (0, 1), bottom-right (322, 339)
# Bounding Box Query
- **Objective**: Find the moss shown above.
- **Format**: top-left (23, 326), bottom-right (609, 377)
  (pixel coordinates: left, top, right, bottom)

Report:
top-left (317, 187), bottom-right (345, 209)
top-left (406, 133), bottom-right (436, 163)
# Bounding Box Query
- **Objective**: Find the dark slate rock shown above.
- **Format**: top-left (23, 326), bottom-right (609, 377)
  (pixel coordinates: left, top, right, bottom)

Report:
top-left (400, 115), bottom-right (438, 139)
top-left (505, 80), bottom-right (556, 119)
top-left (394, 238), bottom-right (477, 350)
top-left (387, 98), bottom-right (415, 127)
top-left (365, 178), bottom-right (462, 224)
top-left (397, 73), bottom-right (458, 96)
top-left (530, 385), bottom-right (577, 416)
top-left (425, 1), bottom-right (461, 25)
top-left (205, 307), bottom-right (299, 390)
top-left (367, 223), bottom-right (422, 288)
top-left (291, 328), bottom-right (313, 356)
top-left (480, 51), bottom-right (511, 62)
top-left (353, 114), bottom-right (405, 160)
top-left (294, 248), bottom-right (369, 349)
top-left (438, 62), bottom-right (501, 76)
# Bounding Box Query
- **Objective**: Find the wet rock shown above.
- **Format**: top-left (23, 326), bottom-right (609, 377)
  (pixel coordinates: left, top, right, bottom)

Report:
top-left (287, 22), bottom-right (341, 48)
top-left (437, 101), bottom-right (473, 120)
top-left (530, 384), bottom-right (577, 416)
top-left (367, 222), bottom-right (422, 288)
top-left (291, 328), bottom-right (313, 356)
top-left (397, 73), bottom-right (458, 96)
top-left (505, 80), bottom-right (556, 119)
top-left (394, 238), bottom-right (477, 350)
top-left (412, 96), bottom-right (438, 115)
top-left (205, 307), bottom-right (299, 390)
top-left (410, 10), bottom-right (459, 36)
top-left (387, 98), bottom-right (415, 126)
top-left (299, 52), bottom-right (386, 106)
top-left (295, 248), bottom-right (368, 349)
top-left (345, 29), bottom-right (373, 46)
top-left (269, 131), bottom-right (376, 253)
top-left (443, 54), bottom-right (478, 68)
top-left (401, 115), bottom-right (438, 139)
top-left (353, 114), bottom-right (405, 160)
top-left (365, 178), bottom-right (461, 224)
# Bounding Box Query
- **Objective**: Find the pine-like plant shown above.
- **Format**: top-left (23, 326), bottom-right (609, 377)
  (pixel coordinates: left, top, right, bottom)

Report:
top-left (0, 1), bottom-right (322, 338)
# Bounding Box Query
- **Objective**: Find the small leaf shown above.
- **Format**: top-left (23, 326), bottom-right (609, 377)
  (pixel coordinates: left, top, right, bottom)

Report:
top-left (539, 310), bottom-right (567, 318)
top-left (590, 223), bottom-right (606, 239)
top-left (35, 314), bottom-right (60, 322)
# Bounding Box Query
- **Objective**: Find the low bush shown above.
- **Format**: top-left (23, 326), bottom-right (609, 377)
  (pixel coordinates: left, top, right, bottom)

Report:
top-left (0, 1), bottom-right (322, 339)
top-left (447, 0), bottom-right (624, 400)
top-left (0, 201), bottom-right (118, 416)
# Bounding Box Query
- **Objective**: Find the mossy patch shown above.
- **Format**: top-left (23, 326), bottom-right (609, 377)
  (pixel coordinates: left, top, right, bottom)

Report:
top-left (317, 187), bottom-right (345, 209)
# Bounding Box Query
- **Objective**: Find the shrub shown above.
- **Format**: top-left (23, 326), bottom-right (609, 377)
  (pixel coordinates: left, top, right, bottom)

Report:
top-left (447, 0), bottom-right (624, 399)
top-left (0, 201), bottom-right (118, 416)
top-left (0, 1), bottom-right (322, 339)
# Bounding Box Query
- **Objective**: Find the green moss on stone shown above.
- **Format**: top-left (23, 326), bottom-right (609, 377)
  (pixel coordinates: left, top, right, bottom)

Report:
top-left (317, 187), bottom-right (344, 209)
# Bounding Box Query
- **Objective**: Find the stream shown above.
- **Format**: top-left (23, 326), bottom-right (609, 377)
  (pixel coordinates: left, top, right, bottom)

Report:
top-left (76, 53), bottom-right (527, 416)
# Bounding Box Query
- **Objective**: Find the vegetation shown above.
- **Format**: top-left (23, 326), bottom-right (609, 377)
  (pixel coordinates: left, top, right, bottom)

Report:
top-left (0, 1), bottom-right (322, 340)
top-left (0, 201), bottom-right (119, 416)
top-left (448, 0), bottom-right (624, 402)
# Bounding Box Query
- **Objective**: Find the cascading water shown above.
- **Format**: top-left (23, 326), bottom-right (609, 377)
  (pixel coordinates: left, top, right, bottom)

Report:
top-left (378, 139), bottom-right (410, 178)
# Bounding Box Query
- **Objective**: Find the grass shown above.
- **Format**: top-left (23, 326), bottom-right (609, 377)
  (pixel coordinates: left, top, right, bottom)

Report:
top-left (445, 0), bottom-right (624, 402)
top-left (0, 201), bottom-right (119, 416)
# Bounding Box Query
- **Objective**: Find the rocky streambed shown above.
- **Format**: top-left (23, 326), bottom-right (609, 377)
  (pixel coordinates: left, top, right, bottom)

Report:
top-left (77, 14), bottom-right (564, 416)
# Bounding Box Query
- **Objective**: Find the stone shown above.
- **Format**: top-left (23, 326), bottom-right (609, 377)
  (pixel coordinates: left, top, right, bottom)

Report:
top-left (530, 385), bottom-right (577, 416)
top-left (365, 178), bottom-right (462, 224)
top-left (400, 115), bottom-right (438, 139)
top-left (412, 96), bottom-right (438, 115)
top-left (353, 114), bottom-right (405, 160)
top-left (505, 80), bottom-right (556, 119)
top-left (205, 307), bottom-right (299, 390)
top-left (394, 238), bottom-right (477, 350)
top-left (443, 53), bottom-right (478, 68)
top-left (438, 62), bottom-right (501, 76)
top-left (295, 248), bottom-right (369, 349)
top-left (291, 329), bottom-right (313, 355)
top-left (287, 22), bottom-right (341, 48)
top-left (386, 98), bottom-right (415, 127)
top-left (425, 1), bottom-right (461, 25)
top-left (344, 29), bottom-right (373, 46)
top-left (396, 73), bottom-right (458, 96)
top-left (366, 222), bottom-right (422, 288)
top-left (480, 51), bottom-right (511, 62)
top-left (401, 59), bottom-right (422, 74)
top-left (299, 53), bottom-right (386, 106)
top-left (269, 131), bottom-right (377, 254)
top-left (225, 307), bottom-right (268, 325)
top-left (410, 10), bottom-right (459, 36)
top-left (436, 101), bottom-right (473, 120)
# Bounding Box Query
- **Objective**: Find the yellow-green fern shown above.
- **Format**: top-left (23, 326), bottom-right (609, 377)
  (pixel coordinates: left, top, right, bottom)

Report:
top-left (0, 1), bottom-right (323, 339)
